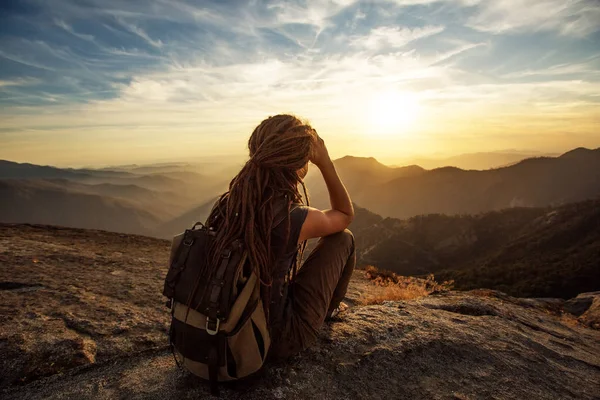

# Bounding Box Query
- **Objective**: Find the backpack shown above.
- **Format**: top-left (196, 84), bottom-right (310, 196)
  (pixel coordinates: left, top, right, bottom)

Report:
top-left (162, 201), bottom-right (293, 395)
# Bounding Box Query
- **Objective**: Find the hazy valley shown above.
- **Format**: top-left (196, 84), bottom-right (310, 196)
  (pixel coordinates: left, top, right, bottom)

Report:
top-left (3, 147), bottom-right (599, 238)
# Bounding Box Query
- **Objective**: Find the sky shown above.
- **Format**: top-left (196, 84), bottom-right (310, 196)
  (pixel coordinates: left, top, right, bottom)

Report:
top-left (0, 0), bottom-right (599, 167)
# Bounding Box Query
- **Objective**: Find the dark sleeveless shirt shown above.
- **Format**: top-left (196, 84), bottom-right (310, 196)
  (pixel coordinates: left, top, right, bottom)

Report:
top-left (268, 202), bottom-right (309, 327)
top-left (271, 203), bottom-right (309, 270)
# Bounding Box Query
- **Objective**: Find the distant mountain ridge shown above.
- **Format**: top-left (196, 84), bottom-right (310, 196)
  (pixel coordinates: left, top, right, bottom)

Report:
top-left (304, 155), bottom-right (425, 209)
top-left (0, 179), bottom-right (160, 236)
top-left (394, 150), bottom-right (559, 170)
top-left (0, 159), bottom-right (232, 236)
top-left (0, 160), bottom-right (97, 180)
top-left (313, 147), bottom-right (600, 218)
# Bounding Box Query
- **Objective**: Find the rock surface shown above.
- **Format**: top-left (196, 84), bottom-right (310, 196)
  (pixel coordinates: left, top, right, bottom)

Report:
top-left (1, 223), bottom-right (599, 399)
top-left (0, 223), bottom-right (171, 388)
top-left (578, 294), bottom-right (600, 330)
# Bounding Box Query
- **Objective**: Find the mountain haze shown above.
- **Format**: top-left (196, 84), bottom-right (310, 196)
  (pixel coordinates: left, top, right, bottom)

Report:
top-left (0, 180), bottom-right (160, 236)
top-left (1, 147), bottom-right (599, 240)
top-left (313, 148), bottom-right (600, 219)
top-left (0, 160), bottom-right (233, 236)
top-left (157, 197), bottom-right (218, 238)
top-left (305, 156), bottom-right (425, 209)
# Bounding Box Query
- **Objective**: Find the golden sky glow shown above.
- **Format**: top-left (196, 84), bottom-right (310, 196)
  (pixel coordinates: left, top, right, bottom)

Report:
top-left (1, 0), bottom-right (599, 167)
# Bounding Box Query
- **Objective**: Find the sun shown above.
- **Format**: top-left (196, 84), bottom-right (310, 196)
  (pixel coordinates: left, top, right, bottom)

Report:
top-left (366, 90), bottom-right (421, 137)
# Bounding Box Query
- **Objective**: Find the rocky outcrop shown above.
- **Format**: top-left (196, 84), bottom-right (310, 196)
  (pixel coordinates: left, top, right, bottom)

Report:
top-left (1, 224), bottom-right (599, 399)
top-left (0, 223), bottom-right (172, 388)
top-left (565, 292), bottom-right (600, 329)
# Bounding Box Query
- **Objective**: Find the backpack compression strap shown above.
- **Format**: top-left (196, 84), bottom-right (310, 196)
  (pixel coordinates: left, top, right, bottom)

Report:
top-left (204, 245), bottom-right (235, 396)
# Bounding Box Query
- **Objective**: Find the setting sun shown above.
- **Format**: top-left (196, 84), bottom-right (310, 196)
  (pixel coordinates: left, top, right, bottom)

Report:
top-left (366, 91), bottom-right (421, 137)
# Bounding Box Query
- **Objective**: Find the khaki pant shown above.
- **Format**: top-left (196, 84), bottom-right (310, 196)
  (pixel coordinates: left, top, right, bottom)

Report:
top-left (270, 229), bottom-right (356, 359)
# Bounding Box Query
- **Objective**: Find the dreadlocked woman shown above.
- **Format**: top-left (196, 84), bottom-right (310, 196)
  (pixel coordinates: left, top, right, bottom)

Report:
top-left (205, 114), bottom-right (355, 359)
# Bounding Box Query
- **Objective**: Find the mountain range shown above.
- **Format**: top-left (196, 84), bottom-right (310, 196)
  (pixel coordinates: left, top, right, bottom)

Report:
top-left (0, 179), bottom-right (161, 236)
top-left (1, 149), bottom-right (599, 321)
top-left (393, 150), bottom-right (558, 170)
top-left (0, 159), bottom-right (232, 236)
top-left (305, 147), bottom-right (600, 218)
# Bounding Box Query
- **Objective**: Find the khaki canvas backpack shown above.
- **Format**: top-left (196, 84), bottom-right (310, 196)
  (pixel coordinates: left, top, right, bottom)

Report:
top-left (162, 202), bottom-right (293, 395)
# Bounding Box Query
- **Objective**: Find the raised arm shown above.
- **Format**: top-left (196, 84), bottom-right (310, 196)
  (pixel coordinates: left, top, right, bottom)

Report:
top-left (298, 132), bottom-right (354, 243)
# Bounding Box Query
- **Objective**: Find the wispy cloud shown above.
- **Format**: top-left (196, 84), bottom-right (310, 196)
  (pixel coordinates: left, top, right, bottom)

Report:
top-left (466, 0), bottom-right (600, 37)
top-left (0, 48), bottom-right (56, 71)
top-left (114, 18), bottom-right (164, 48)
top-left (0, 77), bottom-right (39, 87)
top-left (501, 58), bottom-right (600, 79)
top-left (54, 19), bottom-right (96, 42)
top-left (351, 26), bottom-right (445, 50)
top-left (267, 0), bottom-right (354, 33)
top-left (433, 42), bottom-right (489, 65)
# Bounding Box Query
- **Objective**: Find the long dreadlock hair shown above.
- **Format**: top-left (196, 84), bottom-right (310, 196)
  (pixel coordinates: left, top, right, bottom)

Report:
top-left (203, 114), bottom-right (314, 320)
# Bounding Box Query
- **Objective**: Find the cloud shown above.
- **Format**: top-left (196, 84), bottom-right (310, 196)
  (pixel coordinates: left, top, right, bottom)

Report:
top-left (54, 19), bottom-right (96, 42)
top-left (0, 78), bottom-right (40, 87)
top-left (0, 47), bottom-right (56, 71)
top-left (466, 0), bottom-right (600, 37)
top-left (434, 42), bottom-right (488, 65)
top-left (501, 58), bottom-right (600, 79)
top-left (6, 47), bottom-right (596, 137)
top-left (267, 0), bottom-right (355, 32)
top-left (351, 25), bottom-right (445, 50)
top-left (114, 18), bottom-right (164, 48)
top-left (1, 48), bottom-right (450, 130)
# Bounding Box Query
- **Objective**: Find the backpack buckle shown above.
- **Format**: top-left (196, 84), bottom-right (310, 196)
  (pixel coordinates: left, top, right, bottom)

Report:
top-left (183, 238), bottom-right (194, 247)
top-left (206, 317), bottom-right (220, 336)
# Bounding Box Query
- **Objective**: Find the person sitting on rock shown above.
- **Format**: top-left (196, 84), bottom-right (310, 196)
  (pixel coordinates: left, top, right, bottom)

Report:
top-left (205, 114), bottom-right (356, 359)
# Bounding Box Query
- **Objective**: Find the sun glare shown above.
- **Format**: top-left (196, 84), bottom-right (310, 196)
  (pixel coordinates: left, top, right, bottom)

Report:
top-left (366, 91), bottom-right (421, 137)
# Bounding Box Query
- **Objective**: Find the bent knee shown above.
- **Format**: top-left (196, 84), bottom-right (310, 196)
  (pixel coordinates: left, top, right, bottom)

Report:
top-left (342, 228), bottom-right (354, 242)
top-left (325, 228), bottom-right (354, 248)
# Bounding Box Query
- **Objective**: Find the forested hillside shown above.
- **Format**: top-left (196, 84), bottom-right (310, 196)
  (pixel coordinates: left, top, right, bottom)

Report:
top-left (351, 199), bottom-right (600, 298)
